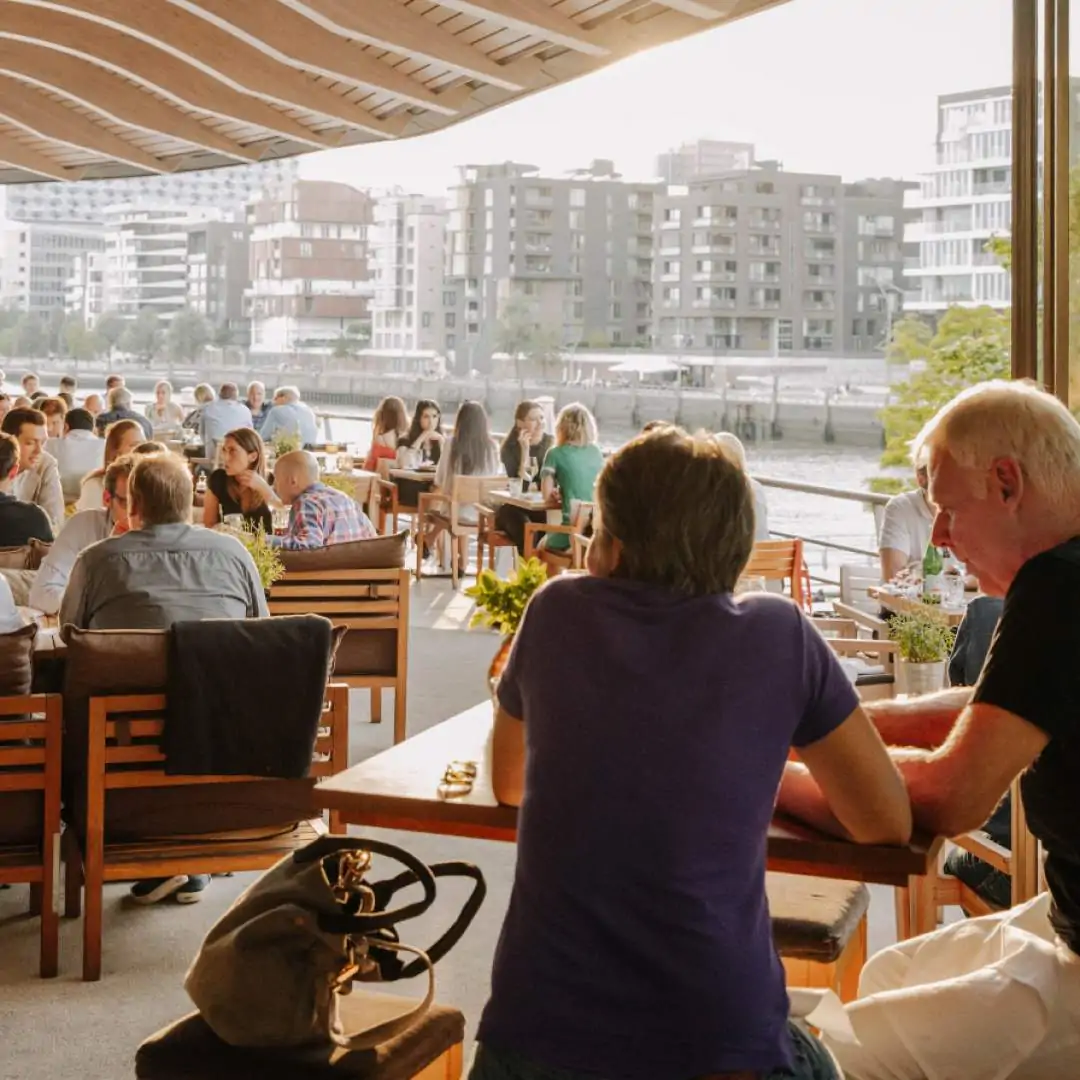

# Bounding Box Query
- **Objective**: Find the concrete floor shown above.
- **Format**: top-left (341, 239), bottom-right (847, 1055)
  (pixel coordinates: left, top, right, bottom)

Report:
top-left (0, 579), bottom-right (908, 1080)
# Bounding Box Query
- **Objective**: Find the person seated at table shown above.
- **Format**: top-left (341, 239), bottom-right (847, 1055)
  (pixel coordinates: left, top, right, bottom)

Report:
top-left (0, 393), bottom-right (11, 423)
top-left (0, 431), bottom-right (53, 546)
top-left (47, 407), bottom-right (104, 503)
top-left (202, 428), bottom-right (272, 533)
top-left (199, 382), bottom-right (253, 464)
top-left (95, 386), bottom-right (153, 440)
top-left (59, 374), bottom-right (77, 398)
top-left (536, 403), bottom-right (603, 554)
top-left (182, 383), bottom-right (216, 433)
top-left (495, 400), bottom-right (552, 554)
top-left (397, 398), bottom-right (444, 466)
top-left (60, 452), bottom-right (268, 632)
top-left (1, 406), bottom-right (63, 532)
top-left (477, 426), bottom-right (911, 1080)
top-left (105, 373), bottom-right (124, 393)
top-left (144, 380), bottom-right (185, 439)
top-left (717, 431), bottom-right (770, 542)
top-left (76, 418), bottom-right (143, 512)
top-left (363, 396), bottom-right (408, 472)
top-left (82, 392), bottom-right (103, 420)
top-left (878, 455), bottom-right (933, 581)
top-left (246, 380), bottom-right (271, 433)
top-left (0, 572), bottom-right (25, 633)
top-left (259, 385), bottom-right (319, 448)
top-left (39, 396), bottom-right (67, 440)
top-left (30, 453), bottom-right (138, 615)
top-left (253, 450), bottom-right (375, 551)
top-left (20, 372), bottom-right (39, 398)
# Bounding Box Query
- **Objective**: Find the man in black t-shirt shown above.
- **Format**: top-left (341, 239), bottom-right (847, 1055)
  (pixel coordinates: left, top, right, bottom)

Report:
top-left (0, 430), bottom-right (52, 548)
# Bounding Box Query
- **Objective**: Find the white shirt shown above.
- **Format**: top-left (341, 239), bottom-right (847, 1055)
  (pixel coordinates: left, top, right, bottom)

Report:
top-left (46, 430), bottom-right (105, 501)
top-left (878, 488), bottom-right (934, 566)
top-left (0, 574), bottom-right (23, 633)
top-left (75, 474), bottom-right (105, 513)
top-left (28, 507), bottom-right (111, 615)
top-left (12, 451), bottom-right (64, 534)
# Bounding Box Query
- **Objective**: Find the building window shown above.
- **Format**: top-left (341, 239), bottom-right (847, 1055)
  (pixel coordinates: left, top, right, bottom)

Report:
top-left (570, 188), bottom-right (586, 207)
top-left (421, 312), bottom-right (432, 328)
top-left (442, 290), bottom-right (456, 307)
top-left (300, 242), bottom-right (312, 257)
top-left (445, 312), bottom-right (456, 328)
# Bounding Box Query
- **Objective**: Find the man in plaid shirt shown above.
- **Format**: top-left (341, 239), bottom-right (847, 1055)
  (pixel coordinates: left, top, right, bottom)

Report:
top-left (266, 451), bottom-right (375, 550)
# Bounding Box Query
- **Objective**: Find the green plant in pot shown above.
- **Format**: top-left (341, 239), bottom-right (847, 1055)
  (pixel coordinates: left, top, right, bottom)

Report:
top-left (235, 523), bottom-right (285, 595)
top-left (270, 430), bottom-right (302, 460)
top-left (465, 557), bottom-right (549, 693)
top-left (889, 611), bottom-right (955, 696)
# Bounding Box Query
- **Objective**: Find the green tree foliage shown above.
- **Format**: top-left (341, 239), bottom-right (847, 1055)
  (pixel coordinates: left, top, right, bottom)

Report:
top-left (121, 308), bottom-right (162, 359)
top-left (64, 319), bottom-right (100, 362)
top-left (95, 310), bottom-right (126, 357)
top-left (165, 308), bottom-right (210, 362)
top-left (14, 314), bottom-right (48, 358)
top-left (212, 321), bottom-right (234, 349)
top-left (495, 294), bottom-right (561, 380)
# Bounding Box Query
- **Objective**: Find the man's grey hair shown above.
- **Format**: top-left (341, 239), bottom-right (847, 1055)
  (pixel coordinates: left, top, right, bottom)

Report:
top-left (274, 385), bottom-right (300, 404)
top-left (914, 379), bottom-right (1080, 507)
top-left (108, 386), bottom-right (132, 410)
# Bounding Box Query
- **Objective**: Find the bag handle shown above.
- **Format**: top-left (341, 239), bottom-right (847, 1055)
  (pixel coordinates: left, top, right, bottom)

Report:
top-left (296, 836), bottom-right (438, 934)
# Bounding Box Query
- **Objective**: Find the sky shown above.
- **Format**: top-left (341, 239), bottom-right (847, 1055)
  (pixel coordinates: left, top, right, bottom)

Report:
top-left (303, 0), bottom-right (1017, 196)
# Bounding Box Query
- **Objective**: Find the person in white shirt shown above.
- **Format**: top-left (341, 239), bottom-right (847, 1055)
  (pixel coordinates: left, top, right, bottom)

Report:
top-left (76, 418), bottom-right (142, 512)
top-left (46, 408), bottom-right (104, 503)
top-left (259, 386), bottom-right (319, 447)
top-left (878, 460), bottom-right (934, 580)
top-left (1, 405), bottom-right (64, 532)
top-left (30, 453), bottom-right (134, 615)
top-left (0, 573), bottom-right (24, 634)
top-left (198, 382), bottom-right (253, 463)
top-left (716, 431), bottom-right (770, 542)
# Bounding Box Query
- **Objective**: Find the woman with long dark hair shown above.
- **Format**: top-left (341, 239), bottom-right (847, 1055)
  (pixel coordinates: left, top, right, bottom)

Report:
top-left (203, 427), bottom-right (273, 532)
top-left (363, 396), bottom-right (409, 472)
top-left (398, 399), bottom-right (445, 466)
top-left (496, 400), bottom-right (553, 553)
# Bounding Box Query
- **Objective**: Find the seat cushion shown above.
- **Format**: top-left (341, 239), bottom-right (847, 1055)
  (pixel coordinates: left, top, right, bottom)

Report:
top-left (767, 872), bottom-right (869, 963)
top-left (135, 994), bottom-right (465, 1080)
top-left (0, 621), bottom-right (37, 696)
top-left (279, 531), bottom-right (408, 573)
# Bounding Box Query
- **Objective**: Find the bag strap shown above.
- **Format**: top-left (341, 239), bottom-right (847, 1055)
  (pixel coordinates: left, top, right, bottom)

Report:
top-left (332, 942), bottom-right (435, 1052)
top-left (368, 861), bottom-right (487, 978)
top-left (297, 837), bottom-right (438, 934)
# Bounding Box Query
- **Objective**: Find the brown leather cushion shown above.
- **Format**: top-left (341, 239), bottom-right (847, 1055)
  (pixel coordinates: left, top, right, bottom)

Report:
top-left (333, 628), bottom-right (396, 679)
top-left (278, 531), bottom-right (407, 573)
top-left (0, 621), bottom-right (37, 696)
top-left (135, 995), bottom-right (465, 1080)
top-left (767, 872), bottom-right (869, 963)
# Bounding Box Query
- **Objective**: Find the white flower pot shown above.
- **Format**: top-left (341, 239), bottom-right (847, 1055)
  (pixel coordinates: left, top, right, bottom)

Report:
top-left (899, 659), bottom-right (946, 697)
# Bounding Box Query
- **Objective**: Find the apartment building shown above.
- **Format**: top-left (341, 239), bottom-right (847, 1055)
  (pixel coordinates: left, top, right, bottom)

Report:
top-left (655, 139), bottom-right (756, 184)
top-left (652, 164), bottom-right (912, 356)
top-left (65, 250), bottom-right (107, 326)
top-left (370, 192), bottom-right (448, 353)
top-left (2, 159), bottom-right (298, 226)
top-left (0, 222), bottom-right (105, 315)
top-left (186, 221), bottom-right (251, 344)
top-left (445, 160), bottom-right (660, 369)
top-left (246, 179), bottom-right (374, 355)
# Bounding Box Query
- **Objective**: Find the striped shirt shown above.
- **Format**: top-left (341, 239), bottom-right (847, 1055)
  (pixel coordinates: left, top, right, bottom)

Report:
top-left (273, 483), bottom-right (375, 551)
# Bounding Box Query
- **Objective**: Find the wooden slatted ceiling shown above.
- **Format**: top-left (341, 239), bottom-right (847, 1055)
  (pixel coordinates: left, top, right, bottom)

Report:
top-left (0, 0), bottom-right (790, 183)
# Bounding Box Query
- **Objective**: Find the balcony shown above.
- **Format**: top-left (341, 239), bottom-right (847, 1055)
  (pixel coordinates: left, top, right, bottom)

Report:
top-left (660, 273), bottom-right (681, 283)
top-left (693, 271), bottom-right (737, 283)
top-left (693, 217), bottom-right (736, 229)
top-left (691, 298), bottom-right (736, 309)
top-left (748, 219), bottom-right (782, 231)
top-left (973, 182), bottom-right (1010, 196)
top-left (748, 274), bottom-right (781, 285)
top-left (660, 218), bottom-right (682, 229)
top-left (748, 300), bottom-right (781, 310)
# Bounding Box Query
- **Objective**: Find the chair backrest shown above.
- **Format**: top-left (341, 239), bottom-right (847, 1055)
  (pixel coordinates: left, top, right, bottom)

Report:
top-left (742, 539), bottom-right (806, 608)
top-left (449, 474), bottom-right (507, 530)
top-left (0, 694), bottom-right (61, 846)
top-left (333, 472), bottom-right (380, 525)
top-left (840, 563), bottom-right (882, 614)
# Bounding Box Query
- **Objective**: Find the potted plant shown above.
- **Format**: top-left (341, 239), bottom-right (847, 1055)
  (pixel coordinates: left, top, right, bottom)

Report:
top-left (235, 523), bottom-right (286, 596)
top-left (465, 557), bottom-right (549, 694)
top-left (889, 611), bottom-right (955, 696)
top-left (270, 431), bottom-right (302, 461)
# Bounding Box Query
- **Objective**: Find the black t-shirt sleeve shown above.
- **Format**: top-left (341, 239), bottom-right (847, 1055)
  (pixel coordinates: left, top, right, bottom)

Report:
top-left (208, 469), bottom-right (228, 502)
top-left (973, 554), bottom-right (1080, 739)
top-left (500, 438), bottom-right (519, 477)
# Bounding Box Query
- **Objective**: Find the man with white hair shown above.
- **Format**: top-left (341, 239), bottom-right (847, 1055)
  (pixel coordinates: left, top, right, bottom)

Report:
top-left (94, 385), bottom-right (152, 439)
top-left (716, 431), bottom-right (769, 541)
top-left (779, 380), bottom-right (1080, 1076)
top-left (259, 385), bottom-right (318, 447)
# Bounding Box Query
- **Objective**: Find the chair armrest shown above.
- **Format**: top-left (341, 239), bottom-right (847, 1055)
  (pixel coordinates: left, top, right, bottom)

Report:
top-left (953, 830), bottom-right (1012, 874)
top-left (524, 521), bottom-right (577, 559)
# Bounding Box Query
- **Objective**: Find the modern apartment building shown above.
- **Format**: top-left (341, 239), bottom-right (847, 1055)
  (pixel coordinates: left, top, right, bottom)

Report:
top-left (370, 192), bottom-right (449, 353)
top-left (186, 221), bottom-right (252, 344)
top-left (445, 160), bottom-right (660, 369)
top-left (655, 139), bottom-right (756, 184)
top-left (652, 164), bottom-right (912, 355)
top-left (246, 179), bottom-right (374, 356)
top-left (0, 222), bottom-right (105, 315)
top-left (2, 159), bottom-right (298, 226)
top-left (65, 251), bottom-right (107, 326)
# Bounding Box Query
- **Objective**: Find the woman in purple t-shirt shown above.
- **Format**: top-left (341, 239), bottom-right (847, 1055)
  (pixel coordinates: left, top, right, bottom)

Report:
top-left (474, 426), bottom-right (912, 1080)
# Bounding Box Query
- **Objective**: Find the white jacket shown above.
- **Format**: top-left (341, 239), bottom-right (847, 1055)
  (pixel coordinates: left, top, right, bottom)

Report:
top-left (28, 508), bottom-right (111, 615)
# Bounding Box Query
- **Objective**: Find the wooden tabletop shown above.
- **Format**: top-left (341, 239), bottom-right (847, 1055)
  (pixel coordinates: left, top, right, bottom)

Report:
top-left (488, 490), bottom-right (557, 513)
top-left (388, 468), bottom-right (438, 484)
top-left (867, 586), bottom-right (967, 627)
top-left (316, 704), bottom-right (941, 888)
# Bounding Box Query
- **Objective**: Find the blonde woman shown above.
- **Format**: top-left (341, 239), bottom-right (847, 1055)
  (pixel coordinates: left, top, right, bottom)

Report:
top-left (76, 418), bottom-right (142, 511)
top-left (145, 380), bottom-right (185, 438)
top-left (538, 403), bottom-right (603, 553)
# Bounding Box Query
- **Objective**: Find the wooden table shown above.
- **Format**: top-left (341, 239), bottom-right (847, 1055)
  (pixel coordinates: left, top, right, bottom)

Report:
top-left (868, 586), bottom-right (967, 628)
top-left (389, 467), bottom-right (438, 485)
top-left (317, 704), bottom-right (944, 919)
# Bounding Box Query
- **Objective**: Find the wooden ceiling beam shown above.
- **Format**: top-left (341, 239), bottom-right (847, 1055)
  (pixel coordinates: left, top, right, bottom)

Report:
top-left (0, 128), bottom-right (83, 179)
top-left (0, 7), bottom-right (335, 147)
top-left (656, 0), bottom-right (735, 17)
top-left (0, 73), bottom-right (173, 171)
top-left (171, 0), bottom-right (459, 113)
top-left (286, 0), bottom-right (530, 91)
top-left (0, 39), bottom-right (260, 161)
top-left (429, 0), bottom-right (610, 56)
top-left (14, 0), bottom-right (410, 133)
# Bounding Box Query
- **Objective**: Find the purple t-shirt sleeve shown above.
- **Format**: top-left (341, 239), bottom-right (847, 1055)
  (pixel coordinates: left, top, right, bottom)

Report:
top-left (496, 584), bottom-right (549, 720)
top-left (791, 612), bottom-right (860, 748)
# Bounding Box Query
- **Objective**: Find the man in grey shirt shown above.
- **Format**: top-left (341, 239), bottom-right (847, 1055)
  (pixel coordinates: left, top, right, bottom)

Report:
top-left (60, 451), bottom-right (268, 631)
top-left (198, 381), bottom-right (253, 463)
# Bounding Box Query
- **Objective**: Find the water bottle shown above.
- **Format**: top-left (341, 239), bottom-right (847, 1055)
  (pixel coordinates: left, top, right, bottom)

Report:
top-left (922, 539), bottom-right (944, 601)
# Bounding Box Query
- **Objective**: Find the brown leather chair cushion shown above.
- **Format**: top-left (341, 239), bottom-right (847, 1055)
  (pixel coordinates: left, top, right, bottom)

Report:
top-left (0, 621), bottom-right (37, 696)
top-left (332, 628), bottom-right (396, 679)
top-left (279, 531), bottom-right (407, 573)
top-left (135, 995), bottom-right (465, 1080)
top-left (767, 872), bottom-right (869, 963)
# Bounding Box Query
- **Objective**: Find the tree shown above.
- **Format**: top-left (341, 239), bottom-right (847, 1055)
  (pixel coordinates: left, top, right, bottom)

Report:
top-left (211, 321), bottom-right (234, 349)
top-left (165, 308), bottom-right (210, 362)
top-left (121, 308), bottom-right (162, 359)
top-left (64, 319), bottom-right (100, 363)
top-left (884, 315), bottom-right (932, 365)
top-left (14, 313), bottom-right (48, 358)
top-left (47, 309), bottom-right (67, 356)
top-left (95, 310), bottom-right (126, 358)
top-left (494, 294), bottom-right (562, 380)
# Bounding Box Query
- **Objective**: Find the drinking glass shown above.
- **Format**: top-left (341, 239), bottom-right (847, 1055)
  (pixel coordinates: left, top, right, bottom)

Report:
top-left (523, 461), bottom-right (538, 491)
top-left (223, 513), bottom-right (244, 531)
top-left (942, 574), bottom-right (966, 610)
top-left (507, 477), bottom-right (523, 497)
top-left (271, 507), bottom-right (290, 537)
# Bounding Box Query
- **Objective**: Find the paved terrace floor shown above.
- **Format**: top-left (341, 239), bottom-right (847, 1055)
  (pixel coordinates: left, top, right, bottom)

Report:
top-left (0, 580), bottom-right (910, 1080)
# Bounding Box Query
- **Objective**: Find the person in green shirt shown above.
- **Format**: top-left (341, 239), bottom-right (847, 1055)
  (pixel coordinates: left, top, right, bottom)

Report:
top-left (539, 403), bottom-right (604, 552)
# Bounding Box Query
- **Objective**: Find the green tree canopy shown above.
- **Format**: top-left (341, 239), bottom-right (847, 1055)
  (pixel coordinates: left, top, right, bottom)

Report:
top-left (495, 294), bottom-right (561, 379)
top-left (121, 309), bottom-right (162, 359)
top-left (165, 308), bottom-right (210, 362)
top-left (95, 310), bottom-right (126, 356)
top-left (64, 319), bottom-right (100, 362)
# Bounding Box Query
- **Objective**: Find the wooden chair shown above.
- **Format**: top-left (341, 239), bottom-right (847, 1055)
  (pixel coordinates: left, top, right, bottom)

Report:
top-left (269, 567), bottom-right (410, 744)
top-left (740, 539), bottom-right (809, 609)
top-left (65, 682), bottom-right (350, 981)
top-left (476, 505), bottom-right (517, 571)
top-left (523, 502), bottom-right (593, 576)
top-left (814, 617), bottom-right (898, 702)
top-left (416, 475), bottom-right (506, 589)
top-left (0, 693), bottom-right (62, 977)
top-left (332, 471), bottom-right (394, 534)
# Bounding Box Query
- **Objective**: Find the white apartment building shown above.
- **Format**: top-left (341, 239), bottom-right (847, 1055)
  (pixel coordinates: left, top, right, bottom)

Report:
top-left (655, 140), bottom-right (756, 185)
top-left (0, 222), bottom-right (105, 315)
top-left (904, 87), bottom-right (1015, 314)
top-left (371, 192), bottom-right (448, 354)
top-left (66, 251), bottom-right (107, 326)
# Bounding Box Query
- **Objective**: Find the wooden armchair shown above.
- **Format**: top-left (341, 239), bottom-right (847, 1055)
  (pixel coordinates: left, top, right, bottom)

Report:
top-left (814, 617), bottom-right (898, 702)
top-left (332, 470), bottom-right (394, 534)
top-left (523, 502), bottom-right (593, 576)
top-left (415, 474), bottom-right (506, 588)
top-left (476, 504), bottom-right (516, 571)
top-left (65, 683), bottom-right (350, 981)
top-left (739, 539), bottom-right (810, 609)
top-left (0, 693), bottom-right (62, 977)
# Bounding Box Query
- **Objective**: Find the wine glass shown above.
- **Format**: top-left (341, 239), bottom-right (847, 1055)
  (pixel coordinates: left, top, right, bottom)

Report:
top-left (523, 461), bottom-right (538, 492)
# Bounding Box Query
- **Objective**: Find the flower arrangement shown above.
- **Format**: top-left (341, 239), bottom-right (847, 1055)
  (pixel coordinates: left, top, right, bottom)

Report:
top-left (889, 611), bottom-right (955, 664)
top-left (270, 430), bottom-right (302, 459)
top-left (465, 557), bottom-right (548, 637)
top-left (236, 523), bottom-right (285, 593)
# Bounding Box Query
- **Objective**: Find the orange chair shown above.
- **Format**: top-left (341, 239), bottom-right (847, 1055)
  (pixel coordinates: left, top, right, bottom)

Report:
top-left (740, 539), bottom-right (809, 609)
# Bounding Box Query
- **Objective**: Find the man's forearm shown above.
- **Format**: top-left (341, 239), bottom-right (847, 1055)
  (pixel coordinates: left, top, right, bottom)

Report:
top-left (866, 687), bottom-right (972, 749)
